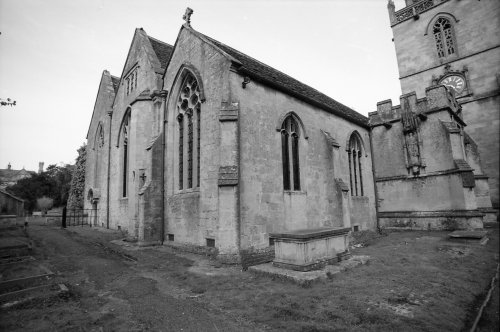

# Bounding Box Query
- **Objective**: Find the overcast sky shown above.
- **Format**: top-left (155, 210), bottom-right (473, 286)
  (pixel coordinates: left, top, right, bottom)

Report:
top-left (0, 0), bottom-right (406, 171)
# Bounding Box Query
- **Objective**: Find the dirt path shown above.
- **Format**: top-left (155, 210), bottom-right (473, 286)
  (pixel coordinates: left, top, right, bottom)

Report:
top-left (1, 225), bottom-right (262, 332)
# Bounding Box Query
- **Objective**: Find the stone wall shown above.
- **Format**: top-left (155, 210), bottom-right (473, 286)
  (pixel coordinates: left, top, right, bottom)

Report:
top-left (370, 85), bottom-right (486, 229)
top-left (107, 31), bottom-right (165, 238)
top-left (84, 70), bottom-right (114, 227)
top-left (162, 28), bottom-right (229, 252)
top-left (231, 66), bottom-right (376, 250)
top-left (390, 0), bottom-right (500, 207)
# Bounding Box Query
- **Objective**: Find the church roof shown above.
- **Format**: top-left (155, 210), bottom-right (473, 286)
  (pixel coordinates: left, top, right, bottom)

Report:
top-left (199, 32), bottom-right (369, 127)
top-left (148, 36), bottom-right (174, 70)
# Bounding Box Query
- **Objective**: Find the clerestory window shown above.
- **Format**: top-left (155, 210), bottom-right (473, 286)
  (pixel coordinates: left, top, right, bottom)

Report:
top-left (177, 73), bottom-right (201, 190)
top-left (281, 115), bottom-right (301, 191)
top-left (348, 133), bottom-right (364, 196)
top-left (433, 17), bottom-right (456, 59)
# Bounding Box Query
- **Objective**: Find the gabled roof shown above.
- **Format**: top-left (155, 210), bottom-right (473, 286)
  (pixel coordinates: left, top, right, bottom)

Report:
top-left (86, 70), bottom-right (116, 139)
top-left (148, 36), bottom-right (174, 70)
top-left (194, 30), bottom-right (368, 127)
top-left (110, 29), bottom-right (173, 109)
top-left (0, 168), bottom-right (34, 184)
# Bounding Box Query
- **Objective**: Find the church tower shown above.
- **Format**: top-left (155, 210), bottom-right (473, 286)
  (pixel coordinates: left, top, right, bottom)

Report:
top-left (387, 0), bottom-right (500, 209)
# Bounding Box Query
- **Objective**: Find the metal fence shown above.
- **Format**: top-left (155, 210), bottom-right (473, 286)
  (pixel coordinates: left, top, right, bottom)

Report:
top-left (64, 208), bottom-right (99, 227)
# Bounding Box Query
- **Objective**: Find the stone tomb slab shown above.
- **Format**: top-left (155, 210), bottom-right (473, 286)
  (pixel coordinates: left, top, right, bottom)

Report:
top-left (448, 230), bottom-right (489, 245)
top-left (248, 255), bottom-right (370, 286)
top-left (269, 227), bottom-right (351, 272)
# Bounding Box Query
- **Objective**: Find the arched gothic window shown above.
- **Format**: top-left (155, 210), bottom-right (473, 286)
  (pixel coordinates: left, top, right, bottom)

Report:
top-left (177, 72), bottom-right (201, 190)
top-left (121, 112), bottom-right (131, 197)
top-left (433, 17), bottom-right (456, 59)
top-left (281, 115), bottom-right (301, 191)
top-left (348, 133), bottom-right (364, 196)
top-left (94, 124), bottom-right (105, 187)
top-left (97, 125), bottom-right (105, 149)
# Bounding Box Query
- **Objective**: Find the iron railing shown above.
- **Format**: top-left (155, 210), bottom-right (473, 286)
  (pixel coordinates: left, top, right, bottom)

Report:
top-left (64, 208), bottom-right (99, 227)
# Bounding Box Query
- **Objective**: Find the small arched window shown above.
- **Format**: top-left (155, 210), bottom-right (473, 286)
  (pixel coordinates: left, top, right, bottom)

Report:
top-left (433, 17), bottom-right (456, 59)
top-left (281, 115), bottom-right (301, 191)
top-left (177, 72), bottom-right (201, 190)
top-left (94, 124), bottom-right (105, 187)
top-left (348, 133), bottom-right (364, 196)
top-left (121, 112), bottom-right (131, 197)
top-left (97, 125), bottom-right (105, 149)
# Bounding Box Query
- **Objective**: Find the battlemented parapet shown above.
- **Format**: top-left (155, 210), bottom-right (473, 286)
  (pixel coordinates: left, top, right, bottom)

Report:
top-left (369, 85), bottom-right (493, 230)
top-left (388, 0), bottom-right (448, 27)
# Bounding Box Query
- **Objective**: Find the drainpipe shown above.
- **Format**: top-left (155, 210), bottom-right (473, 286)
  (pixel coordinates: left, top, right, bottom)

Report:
top-left (106, 110), bottom-right (113, 229)
top-left (160, 90), bottom-right (168, 244)
top-left (368, 129), bottom-right (380, 233)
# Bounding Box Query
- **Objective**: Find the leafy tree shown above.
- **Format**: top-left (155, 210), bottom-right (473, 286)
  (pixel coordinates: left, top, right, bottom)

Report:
top-left (6, 173), bottom-right (57, 212)
top-left (6, 161), bottom-right (75, 212)
top-left (45, 163), bottom-right (74, 206)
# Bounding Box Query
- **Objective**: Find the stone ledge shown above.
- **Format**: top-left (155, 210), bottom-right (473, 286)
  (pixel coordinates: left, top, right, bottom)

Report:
top-left (273, 251), bottom-right (350, 272)
top-left (248, 255), bottom-right (370, 286)
top-left (269, 227), bottom-right (350, 241)
top-left (378, 210), bottom-right (485, 218)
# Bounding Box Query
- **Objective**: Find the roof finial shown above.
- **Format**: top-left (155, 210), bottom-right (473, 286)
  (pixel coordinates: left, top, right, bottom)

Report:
top-left (183, 7), bottom-right (193, 27)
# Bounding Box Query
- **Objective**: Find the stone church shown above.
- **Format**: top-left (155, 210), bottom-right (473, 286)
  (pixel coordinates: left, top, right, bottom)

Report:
top-left (84, 1), bottom-right (498, 263)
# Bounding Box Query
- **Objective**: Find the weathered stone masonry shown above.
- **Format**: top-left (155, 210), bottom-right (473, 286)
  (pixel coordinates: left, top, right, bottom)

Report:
top-left (84, 5), bottom-right (496, 265)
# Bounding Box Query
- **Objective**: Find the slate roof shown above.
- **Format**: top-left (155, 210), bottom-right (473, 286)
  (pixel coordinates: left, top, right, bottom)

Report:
top-left (148, 36), bottom-right (174, 70)
top-left (111, 75), bottom-right (120, 93)
top-left (199, 32), bottom-right (369, 127)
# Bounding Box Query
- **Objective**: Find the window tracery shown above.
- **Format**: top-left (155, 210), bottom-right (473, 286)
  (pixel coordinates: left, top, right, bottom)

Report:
top-left (348, 133), bottom-right (364, 196)
top-left (121, 112), bottom-right (131, 197)
top-left (281, 115), bottom-right (301, 191)
top-left (176, 72), bottom-right (201, 190)
top-left (433, 17), bottom-right (456, 59)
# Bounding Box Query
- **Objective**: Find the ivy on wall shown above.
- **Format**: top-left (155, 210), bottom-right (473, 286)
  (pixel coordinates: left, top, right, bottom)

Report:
top-left (67, 144), bottom-right (86, 209)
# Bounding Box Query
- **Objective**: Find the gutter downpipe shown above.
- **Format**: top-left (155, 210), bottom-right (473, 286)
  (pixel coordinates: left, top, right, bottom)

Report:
top-left (106, 111), bottom-right (112, 229)
top-left (368, 128), bottom-right (381, 233)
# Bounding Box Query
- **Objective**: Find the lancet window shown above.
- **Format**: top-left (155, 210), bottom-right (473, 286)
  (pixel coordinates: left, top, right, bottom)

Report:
top-left (348, 133), bottom-right (364, 196)
top-left (176, 73), bottom-right (201, 190)
top-left (121, 112), bottom-right (131, 197)
top-left (97, 125), bottom-right (105, 149)
top-left (433, 17), bottom-right (456, 59)
top-left (281, 115), bottom-right (301, 191)
top-left (126, 67), bottom-right (139, 96)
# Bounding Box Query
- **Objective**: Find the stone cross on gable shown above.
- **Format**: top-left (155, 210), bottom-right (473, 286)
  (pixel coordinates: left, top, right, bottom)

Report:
top-left (183, 7), bottom-right (193, 26)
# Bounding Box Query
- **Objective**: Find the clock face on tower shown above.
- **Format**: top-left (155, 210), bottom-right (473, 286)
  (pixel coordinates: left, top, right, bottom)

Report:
top-left (439, 75), bottom-right (466, 94)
